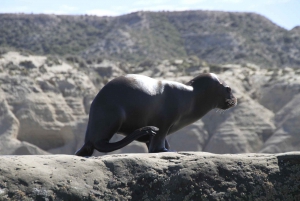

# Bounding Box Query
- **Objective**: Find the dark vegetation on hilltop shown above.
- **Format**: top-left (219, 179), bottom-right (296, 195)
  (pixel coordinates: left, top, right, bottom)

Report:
top-left (0, 14), bottom-right (109, 55)
top-left (0, 10), bottom-right (300, 67)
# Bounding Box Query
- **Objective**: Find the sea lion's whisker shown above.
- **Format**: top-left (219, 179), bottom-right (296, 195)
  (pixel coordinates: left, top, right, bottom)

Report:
top-left (229, 100), bottom-right (236, 105)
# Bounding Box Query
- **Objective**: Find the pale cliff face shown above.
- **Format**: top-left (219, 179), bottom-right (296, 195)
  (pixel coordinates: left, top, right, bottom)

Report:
top-left (0, 51), bottom-right (300, 155)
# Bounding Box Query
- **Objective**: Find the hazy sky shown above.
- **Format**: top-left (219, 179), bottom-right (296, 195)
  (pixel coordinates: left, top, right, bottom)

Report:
top-left (0, 0), bottom-right (299, 30)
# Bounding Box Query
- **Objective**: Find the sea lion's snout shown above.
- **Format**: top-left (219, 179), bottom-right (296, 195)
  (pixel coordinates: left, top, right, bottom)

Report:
top-left (226, 97), bottom-right (237, 108)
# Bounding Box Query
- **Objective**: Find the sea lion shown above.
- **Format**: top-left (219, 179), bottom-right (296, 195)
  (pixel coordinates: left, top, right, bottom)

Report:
top-left (75, 73), bottom-right (237, 156)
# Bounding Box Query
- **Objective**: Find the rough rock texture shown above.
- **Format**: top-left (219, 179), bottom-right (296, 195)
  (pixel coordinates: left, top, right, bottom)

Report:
top-left (0, 87), bottom-right (48, 155)
top-left (0, 152), bottom-right (300, 200)
top-left (0, 52), bottom-right (95, 155)
top-left (1, 51), bottom-right (300, 155)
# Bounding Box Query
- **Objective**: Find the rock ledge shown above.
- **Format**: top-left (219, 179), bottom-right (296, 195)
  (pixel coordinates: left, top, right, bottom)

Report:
top-left (0, 152), bottom-right (300, 200)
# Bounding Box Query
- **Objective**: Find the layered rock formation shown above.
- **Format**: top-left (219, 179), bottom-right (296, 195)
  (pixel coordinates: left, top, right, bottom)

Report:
top-left (0, 51), bottom-right (300, 155)
top-left (0, 52), bottom-right (96, 155)
top-left (0, 152), bottom-right (299, 200)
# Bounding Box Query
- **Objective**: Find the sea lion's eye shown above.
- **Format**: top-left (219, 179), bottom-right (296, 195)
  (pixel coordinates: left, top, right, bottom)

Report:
top-left (226, 86), bottom-right (231, 93)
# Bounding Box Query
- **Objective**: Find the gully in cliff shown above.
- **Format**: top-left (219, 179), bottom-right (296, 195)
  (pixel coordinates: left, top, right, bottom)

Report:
top-left (76, 73), bottom-right (237, 156)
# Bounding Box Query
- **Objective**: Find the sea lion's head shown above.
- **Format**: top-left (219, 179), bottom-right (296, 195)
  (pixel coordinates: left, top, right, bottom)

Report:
top-left (209, 73), bottom-right (237, 110)
top-left (187, 73), bottom-right (237, 110)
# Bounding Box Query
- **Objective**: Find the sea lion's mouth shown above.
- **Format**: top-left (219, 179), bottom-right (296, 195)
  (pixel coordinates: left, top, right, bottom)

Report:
top-left (225, 98), bottom-right (237, 108)
top-left (215, 98), bottom-right (237, 113)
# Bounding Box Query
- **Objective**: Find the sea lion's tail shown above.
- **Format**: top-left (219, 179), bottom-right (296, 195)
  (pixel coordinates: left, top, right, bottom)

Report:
top-left (75, 126), bottom-right (158, 156)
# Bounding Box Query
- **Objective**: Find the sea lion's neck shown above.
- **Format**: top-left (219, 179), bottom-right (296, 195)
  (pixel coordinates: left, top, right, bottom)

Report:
top-left (170, 89), bottom-right (216, 133)
top-left (191, 89), bottom-right (218, 120)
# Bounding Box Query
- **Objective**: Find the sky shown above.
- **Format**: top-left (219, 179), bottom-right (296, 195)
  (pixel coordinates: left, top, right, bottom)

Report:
top-left (0, 0), bottom-right (299, 30)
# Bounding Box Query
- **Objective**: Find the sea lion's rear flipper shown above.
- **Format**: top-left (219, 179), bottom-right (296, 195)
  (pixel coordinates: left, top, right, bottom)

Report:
top-left (75, 126), bottom-right (158, 156)
top-left (75, 141), bottom-right (94, 156)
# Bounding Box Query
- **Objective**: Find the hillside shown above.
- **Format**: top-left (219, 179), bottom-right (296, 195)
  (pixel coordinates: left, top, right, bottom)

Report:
top-left (0, 11), bottom-right (300, 67)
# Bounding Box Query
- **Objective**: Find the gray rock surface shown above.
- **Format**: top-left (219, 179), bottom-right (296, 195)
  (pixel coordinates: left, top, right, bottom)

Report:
top-left (0, 152), bottom-right (299, 200)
